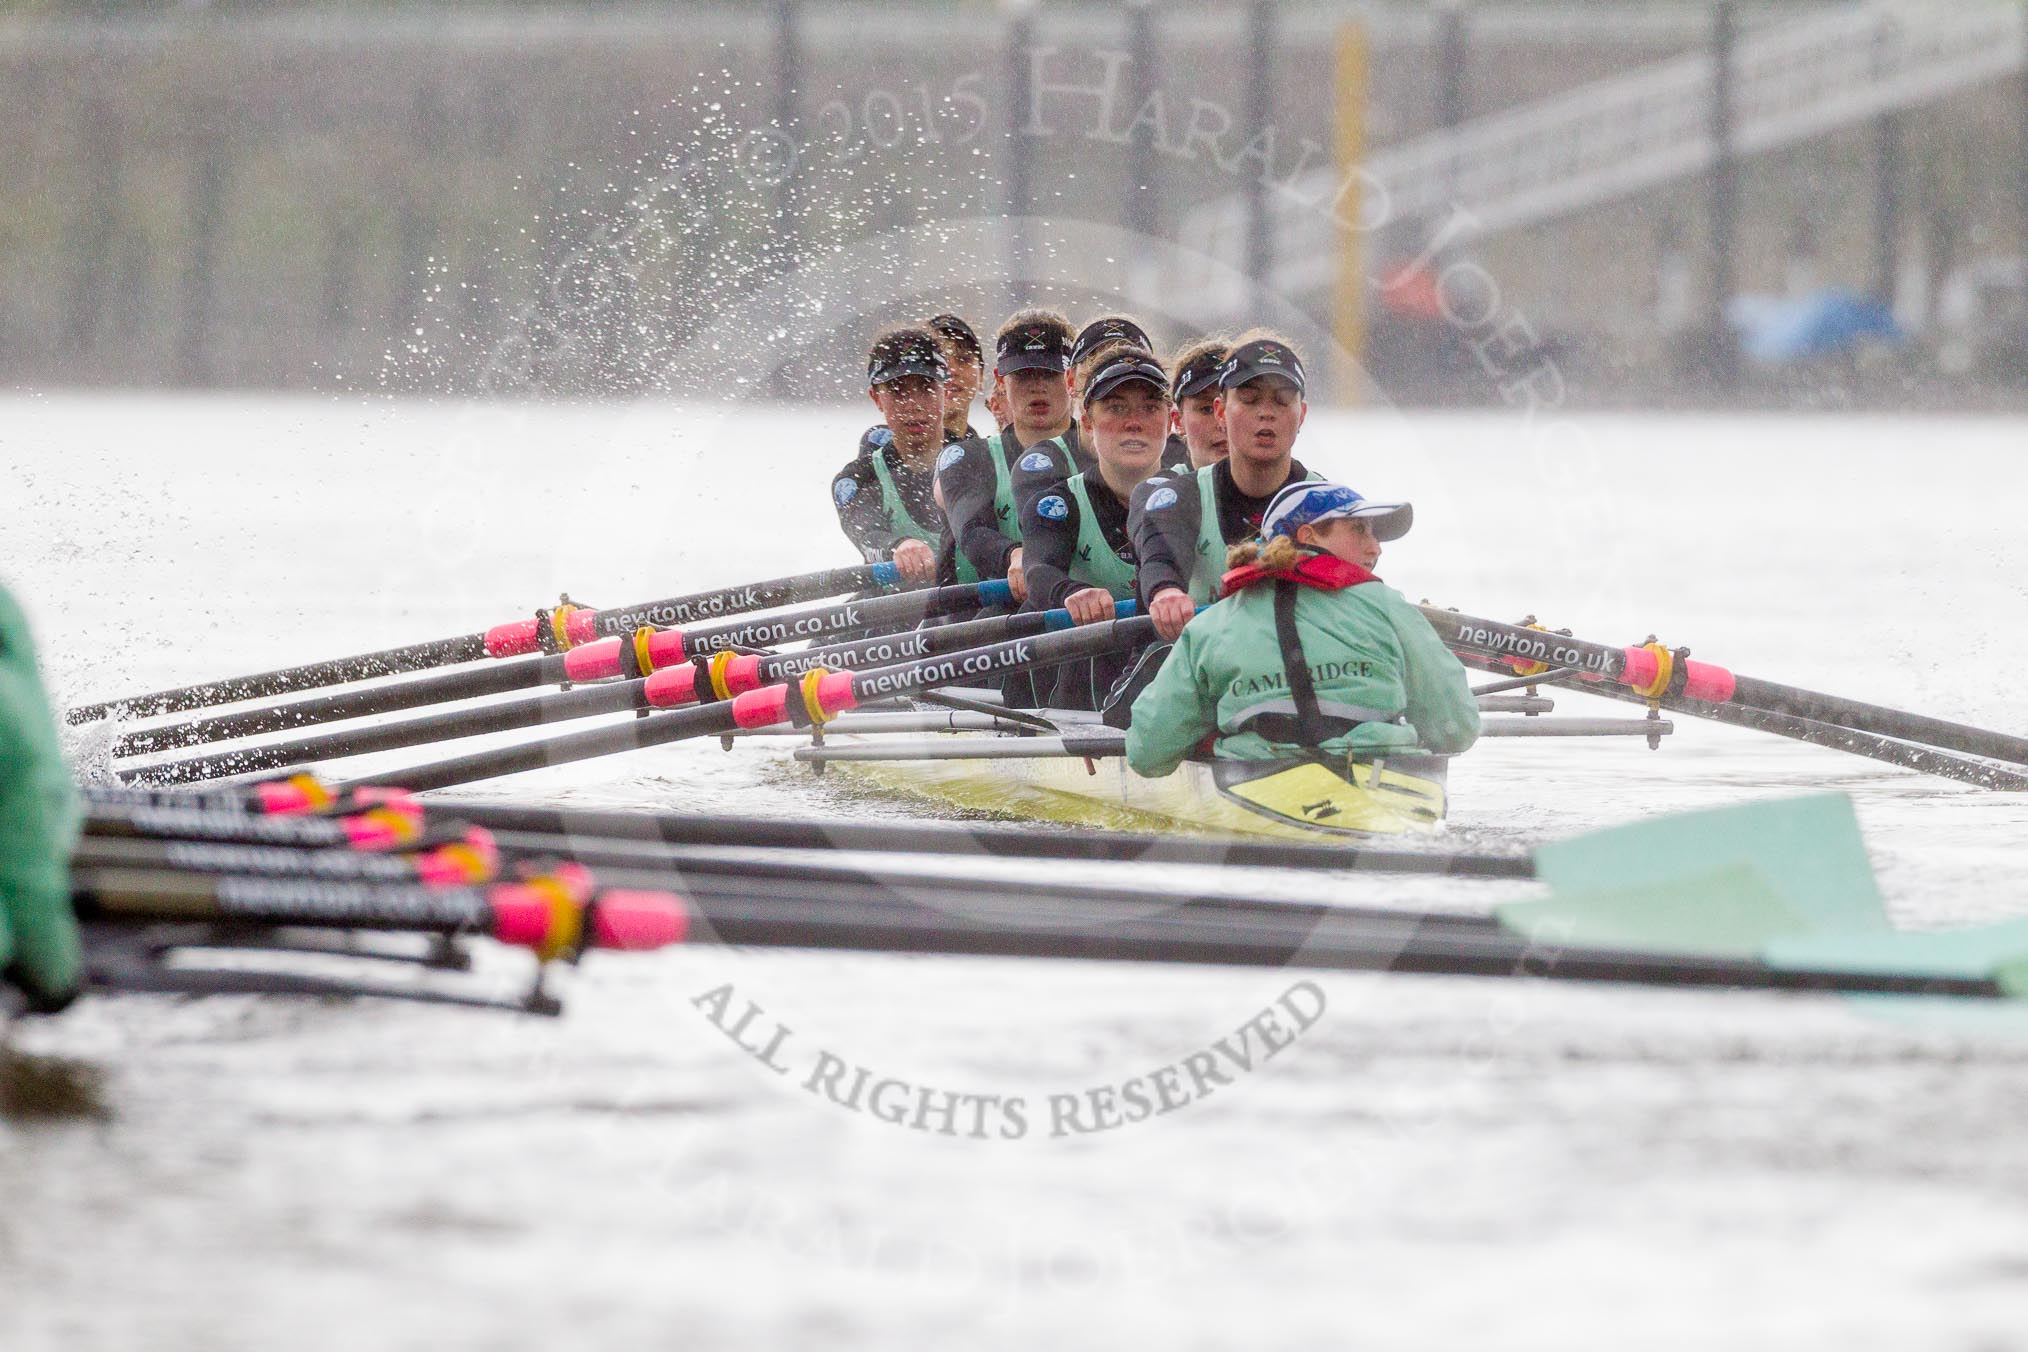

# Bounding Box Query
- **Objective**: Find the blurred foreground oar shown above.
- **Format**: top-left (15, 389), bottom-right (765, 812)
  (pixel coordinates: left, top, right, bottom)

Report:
top-left (68, 562), bottom-right (901, 725)
top-left (75, 865), bottom-right (683, 958)
top-left (110, 579), bottom-right (1008, 760)
top-left (481, 797), bottom-right (2027, 1003)
top-left (82, 779), bottom-right (1531, 877)
top-left (74, 784), bottom-right (2028, 1008)
top-left (1426, 607), bottom-right (2028, 772)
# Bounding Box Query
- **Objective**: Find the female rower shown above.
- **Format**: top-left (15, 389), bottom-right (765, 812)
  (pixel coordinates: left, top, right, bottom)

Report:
top-left (829, 326), bottom-right (951, 585)
top-left (1019, 346), bottom-right (1173, 708)
top-left (933, 309), bottom-right (1078, 602)
top-left (1005, 314), bottom-right (1161, 529)
top-left (1124, 480), bottom-right (1479, 777)
top-left (1129, 330), bottom-right (1319, 641)
top-left (927, 312), bottom-right (985, 444)
top-left (1, 579), bottom-right (83, 1012)
top-left (1168, 338), bottom-right (1231, 468)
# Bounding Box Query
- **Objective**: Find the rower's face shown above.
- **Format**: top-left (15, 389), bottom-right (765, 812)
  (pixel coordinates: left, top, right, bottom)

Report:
top-left (1087, 382), bottom-right (1170, 479)
top-left (1216, 378), bottom-right (1306, 465)
top-left (1000, 367), bottom-right (1072, 433)
top-left (869, 375), bottom-right (946, 455)
top-left (1299, 516), bottom-right (1381, 569)
top-left (1172, 390), bottom-right (1228, 467)
top-left (941, 351), bottom-right (983, 427)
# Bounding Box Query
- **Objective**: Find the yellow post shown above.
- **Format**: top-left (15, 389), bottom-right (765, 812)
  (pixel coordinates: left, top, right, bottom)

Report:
top-left (1333, 20), bottom-right (1369, 404)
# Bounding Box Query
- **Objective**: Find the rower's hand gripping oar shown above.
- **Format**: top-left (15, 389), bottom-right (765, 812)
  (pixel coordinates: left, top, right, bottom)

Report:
top-left (68, 562), bottom-right (907, 725)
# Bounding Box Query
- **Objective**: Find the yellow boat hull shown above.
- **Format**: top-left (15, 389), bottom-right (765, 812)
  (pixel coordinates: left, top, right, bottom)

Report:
top-left (826, 745), bottom-right (1449, 843)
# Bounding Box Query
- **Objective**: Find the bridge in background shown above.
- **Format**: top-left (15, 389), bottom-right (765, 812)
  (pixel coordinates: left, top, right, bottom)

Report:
top-left (1161, 3), bottom-right (2028, 324)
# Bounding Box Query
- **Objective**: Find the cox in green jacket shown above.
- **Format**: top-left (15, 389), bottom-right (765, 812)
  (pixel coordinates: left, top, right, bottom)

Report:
top-left (1126, 487), bottom-right (1478, 778)
top-left (1, 581), bottom-right (82, 1011)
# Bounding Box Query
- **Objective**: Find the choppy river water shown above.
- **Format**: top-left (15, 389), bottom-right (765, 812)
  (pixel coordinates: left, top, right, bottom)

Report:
top-left (5, 396), bottom-right (2028, 1350)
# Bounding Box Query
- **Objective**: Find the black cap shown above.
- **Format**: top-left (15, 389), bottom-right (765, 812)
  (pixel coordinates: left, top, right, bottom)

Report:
top-left (868, 330), bottom-right (950, 387)
top-left (1217, 338), bottom-right (1305, 394)
top-left (1070, 317), bottom-right (1153, 367)
top-left (995, 321), bottom-right (1071, 375)
top-left (1171, 347), bottom-right (1229, 401)
top-left (926, 313), bottom-right (982, 362)
top-left (1083, 353), bottom-right (1170, 405)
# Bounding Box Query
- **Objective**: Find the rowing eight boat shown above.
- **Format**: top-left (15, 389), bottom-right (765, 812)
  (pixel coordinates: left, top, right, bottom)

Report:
top-left (763, 695), bottom-right (1667, 843)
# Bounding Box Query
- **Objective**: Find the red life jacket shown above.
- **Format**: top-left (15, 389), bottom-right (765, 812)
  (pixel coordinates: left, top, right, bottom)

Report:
top-left (1218, 550), bottom-right (1377, 599)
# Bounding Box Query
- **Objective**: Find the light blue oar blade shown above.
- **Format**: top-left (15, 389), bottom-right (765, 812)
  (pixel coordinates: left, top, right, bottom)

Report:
top-left (1766, 917), bottom-right (2028, 994)
top-left (1524, 792), bottom-right (1887, 936)
top-left (1497, 862), bottom-right (1814, 957)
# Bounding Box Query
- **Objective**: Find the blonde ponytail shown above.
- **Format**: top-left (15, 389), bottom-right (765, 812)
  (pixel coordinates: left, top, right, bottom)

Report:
top-left (1225, 535), bottom-right (1303, 571)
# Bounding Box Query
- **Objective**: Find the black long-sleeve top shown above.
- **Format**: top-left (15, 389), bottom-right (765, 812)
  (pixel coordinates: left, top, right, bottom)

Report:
top-left (1018, 470), bottom-right (1135, 612)
top-left (934, 428), bottom-right (1027, 580)
top-left (1005, 424), bottom-right (1090, 525)
top-left (1127, 457), bottom-right (1311, 608)
top-left (830, 424), bottom-right (943, 562)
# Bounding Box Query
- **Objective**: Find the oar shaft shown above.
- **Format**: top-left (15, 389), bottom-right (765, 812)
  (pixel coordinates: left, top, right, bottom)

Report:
top-left (84, 802), bottom-right (437, 851)
top-left (1727, 674), bottom-right (2028, 767)
top-left (120, 678), bottom-right (651, 787)
top-left (67, 632), bottom-right (490, 726)
top-left (432, 800), bottom-right (1536, 878)
top-left (111, 657), bottom-right (557, 758)
top-left (70, 564), bottom-right (902, 725)
top-left (484, 563), bottom-right (897, 656)
top-left (76, 868), bottom-right (497, 935)
top-left (727, 615), bottom-right (1155, 730)
top-left (337, 702), bottom-right (740, 793)
top-left (348, 611), bottom-right (1144, 792)
top-left (1511, 662), bottom-right (2028, 790)
top-left (1426, 606), bottom-right (2028, 769)
top-left (481, 831), bottom-right (1525, 922)
top-left (660, 890), bottom-right (2005, 1000)
top-left (642, 601), bottom-right (1133, 707)
top-left (73, 835), bottom-right (429, 884)
top-left (118, 606), bottom-right (1069, 783)
top-left (116, 582), bottom-right (1004, 758)
top-left (558, 580), bottom-right (1012, 682)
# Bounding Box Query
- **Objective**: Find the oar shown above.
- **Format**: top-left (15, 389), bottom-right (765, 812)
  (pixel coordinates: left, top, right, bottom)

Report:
top-left (72, 828), bottom-right (502, 888)
top-left (118, 599), bottom-right (1130, 787)
top-left (603, 882), bottom-right (2008, 1000)
top-left (1512, 661), bottom-right (2028, 791)
top-left (72, 783), bottom-right (2028, 1006)
top-left (342, 615), bottom-right (1155, 792)
top-left (84, 798), bottom-right (441, 852)
top-left (510, 793), bottom-right (2028, 1003)
top-left (1425, 606), bottom-right (2028, 770)
top-left (74, 865), bottom-right (684, 958)
top-left (81, 779), bottom-right (1535, 878)
top-left (475, 796), bottom-right (2023, 1003)
top-left (110, 580), bottom-right (1010, 759)
top-left (68, 563), bottom-right (901, 724)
